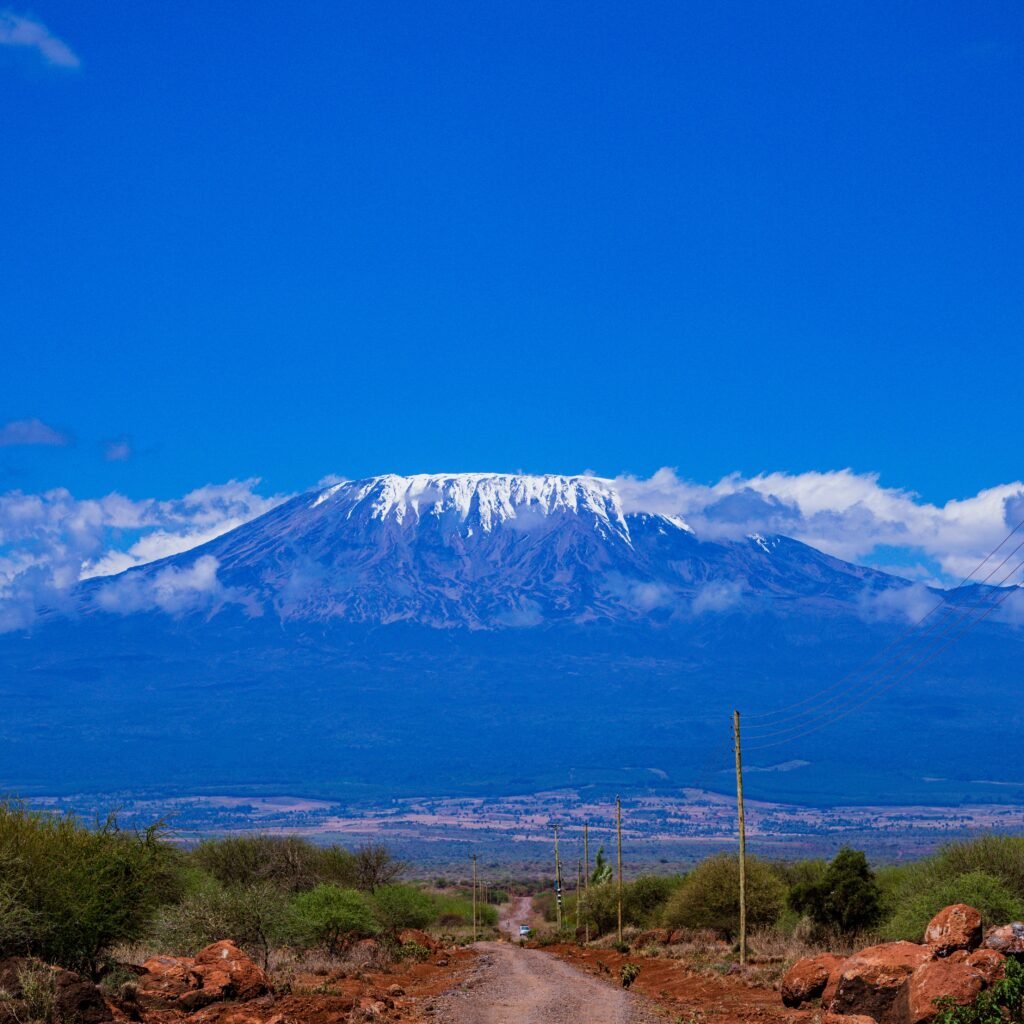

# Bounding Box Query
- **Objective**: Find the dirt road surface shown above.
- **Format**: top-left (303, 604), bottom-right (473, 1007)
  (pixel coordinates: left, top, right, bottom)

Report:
top-left (429, 942), bottom-right (659, 1024)
top-left (497, 895), bottom-right (535, 939)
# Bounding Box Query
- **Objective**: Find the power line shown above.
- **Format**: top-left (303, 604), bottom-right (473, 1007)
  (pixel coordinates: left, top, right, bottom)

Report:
top-left (741, 516), bottom-right (1024, 725)
top-left (744, 555), bottom-right (1024, 751)
top-left (743, 569), bottom-right (1020, 740)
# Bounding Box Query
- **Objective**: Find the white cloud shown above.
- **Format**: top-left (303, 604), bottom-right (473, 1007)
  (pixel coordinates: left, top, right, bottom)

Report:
top-left (0, 11), bottom-right (79, 68)
top-left (95, 555), bottom-right (245, 616)
top-left (692, 579), bottom-right (745, 615)
top-left (858, 582), bottom-right (936, 624)
top-left (615, 468), bottom-right (1024, 586)
top-left (0, 479), bottom-right (288, 632)
top-left (0, 417), bottom-right (69, 446)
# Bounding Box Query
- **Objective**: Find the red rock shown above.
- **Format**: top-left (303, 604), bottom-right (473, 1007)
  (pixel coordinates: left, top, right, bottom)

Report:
top-left (397, 929), bottom-right (439, 951)
top-left (824, 1013), bottom-right (878, 1024)
top-left (138, 940), bottom-right (271, 1010)
top-left (822, 958), bottom-right (850, 1009)
top-left (965, 949), bottom-right (1006, 985)
top-left (984, 923), bottom-right (1024, 955)
top-left (925, 905), bottom-right (983, 955)
top-left (830, 942), bottom-right (935, 1024)
top-left (193, 941), bottom-right (272, 1001)
top-left (138, 955), bottom-right (197, 1001)
top-left (782, 954), bottom-right (845, 1007)
top-left (901, 959), bottom-right (986, 1024)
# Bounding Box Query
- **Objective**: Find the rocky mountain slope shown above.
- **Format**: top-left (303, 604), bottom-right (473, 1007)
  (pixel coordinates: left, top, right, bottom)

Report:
top-left (80, 473), bottom-right (918, 629)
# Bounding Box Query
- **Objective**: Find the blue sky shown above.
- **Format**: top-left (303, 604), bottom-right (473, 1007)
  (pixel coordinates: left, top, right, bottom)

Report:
top-left (1, 1), bottom-right (1022, 506)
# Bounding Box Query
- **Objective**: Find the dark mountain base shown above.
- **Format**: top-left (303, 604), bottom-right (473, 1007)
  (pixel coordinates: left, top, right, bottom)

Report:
top-left (2, 610), bottom-right (1022, 808)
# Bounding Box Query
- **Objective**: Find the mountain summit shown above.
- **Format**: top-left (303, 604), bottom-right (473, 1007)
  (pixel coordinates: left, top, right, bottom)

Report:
top-left (85, 472), bottom-right (907, 630)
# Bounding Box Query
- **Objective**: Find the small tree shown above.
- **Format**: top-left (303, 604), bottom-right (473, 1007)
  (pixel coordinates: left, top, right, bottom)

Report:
top-left (149, 881), bottom-right (290, 967)
top-left (372, 885), bottom-right (434, 936)
top-left (790, 847), bottom-right (881, 934)
top-left (290, 886), bottom-right (377, 953)
top-left (354, 844), bottom-right (404, 894)
top-left (662, 853), bottom-right (785, 937)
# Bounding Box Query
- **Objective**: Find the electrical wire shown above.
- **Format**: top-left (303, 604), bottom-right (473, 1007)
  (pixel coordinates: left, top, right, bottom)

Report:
top-left (740, 515), bottom-right (1024, 724)
top-left (744, 553), bottom-right (1024, 750)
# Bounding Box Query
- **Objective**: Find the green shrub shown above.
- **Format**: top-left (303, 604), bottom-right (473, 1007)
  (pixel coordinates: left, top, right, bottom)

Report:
top-left (431, 893), bottom-right (497, 928)
top-left (883, 871), bottom-right (1024, 942)
top-left (573, 874), bottom-right (682, 937)
top-left (934, 954), bottom-right (1024, 1024)
top-left (289, 885), bottom-right (377, 953)
top-left (0, 803), bottom-right (181, 976)
top-left (394, 942), bottom-right (430, 962)
top-left (933, 837), bottom-right (1024, 897)
top-left (0, 961), bottom-right (59, 1024)
top-left (662, 854), bottom-right (785, 937)
top-left (789, 848), bottom-right (882, 933)
top-left (190, 836), bottom-right (358, 894)
top-left (372, 885), bottom-right (434, 935)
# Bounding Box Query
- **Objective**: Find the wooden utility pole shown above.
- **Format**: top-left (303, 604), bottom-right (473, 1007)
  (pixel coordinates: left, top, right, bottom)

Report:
top-left (576, 857), bottom-right (582, 930)
top-left (583, 822), bottom-right (591, 943)
top-left (616, 795), bottom-right (624, 945)
top-left (471, 853), bottom-right (478, 942)
top-left (733, 710), bottom-right (747, 966)
top-left (554, 824), bottom-right (564, 930)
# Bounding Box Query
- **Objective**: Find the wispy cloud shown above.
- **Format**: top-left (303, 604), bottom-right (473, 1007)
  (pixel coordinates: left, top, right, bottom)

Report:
top-left (0, 479), bottom-right (288, 632)
top-left (103, 437), bottom-right (133, 462)
top-left (0, 417), bottom-right (70, 447)
top-left (0, 11), bottom-right (79, 68)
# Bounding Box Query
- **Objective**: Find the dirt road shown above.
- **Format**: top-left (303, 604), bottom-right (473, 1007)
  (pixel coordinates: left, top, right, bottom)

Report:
top-left (429, 942), bottom-right (658, 1024)
top-left (497, 895), bottom-right (534, 939)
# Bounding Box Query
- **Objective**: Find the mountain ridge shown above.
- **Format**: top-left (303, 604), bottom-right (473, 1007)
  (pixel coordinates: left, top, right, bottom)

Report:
top-left (78, 471), bottom-right (922, 630)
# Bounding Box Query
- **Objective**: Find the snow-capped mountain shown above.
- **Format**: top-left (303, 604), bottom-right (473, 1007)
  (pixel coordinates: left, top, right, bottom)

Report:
top-left (83, 472), bottom-right (910, 629)
top-left (7, 472), bottom-right (1024, 807)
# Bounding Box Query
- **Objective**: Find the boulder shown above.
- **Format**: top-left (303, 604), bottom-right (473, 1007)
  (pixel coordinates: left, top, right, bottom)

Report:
top-left (900, 959), bottom-right (986, 1024)
top-left (822, 957), bottom-right (850, 1008)
top-left (925, 905), bottom-right (983, 955)
top-left (138, 955), bottom-right (197, 1001)
top-left (830, 942), bottom-right (935, 1024)
top-left (193, 941), bottom-right (271, 1002)
top-left (138, 941), bottom-right (271, 1010)
top-left (0, 958), bottom-right (112, 1024)
top-left (985, 923), bottom-right (1024, 955)
top-left (782, 954), bottom-right (846, 1007)
top-left (965, 948), bottom-right (1006, 985)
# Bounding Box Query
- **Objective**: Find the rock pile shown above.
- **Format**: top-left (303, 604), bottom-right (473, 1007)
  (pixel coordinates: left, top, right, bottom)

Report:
top-left (137, 940), bottom-right (273, 1011)
top-left (782, 904), bottom-right (1016, 1024)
